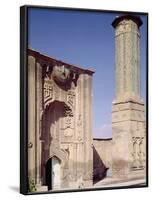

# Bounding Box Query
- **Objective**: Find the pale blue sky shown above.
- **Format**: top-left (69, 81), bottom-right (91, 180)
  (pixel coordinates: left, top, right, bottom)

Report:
top-left (28, 7), bottom-right (147, 138)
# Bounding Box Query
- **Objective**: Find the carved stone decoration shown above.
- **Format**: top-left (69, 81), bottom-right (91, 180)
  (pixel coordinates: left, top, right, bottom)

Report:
top-left (65, 116), bottom-right (72, 128)
top-left (52, 65), bottom-right (71, 85)
top-left (43, 76), bottom-right (53, 106)
top-left (61, 146), bottom-right (70, 158)
top-left (132, 137), bottom-right (144, 170)
top-left (77, 114), bottom-right (83, 142)
top-left (67, 90), bottom-right (75, 109)
top-left (27, 48), bottom-right (94, 191)
top-left (61, 115), bottom-right (74, 137)
top-left (64, 104), bottom-right (73, 117)
top-left (51, 65), bottom-right (80, 90)
top-left (132, 137), bottom-right (138, 168)
top-left (139, 137), bottom-right (144, 167)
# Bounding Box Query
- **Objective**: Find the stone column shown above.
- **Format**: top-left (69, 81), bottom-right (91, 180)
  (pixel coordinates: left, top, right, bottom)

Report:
top-left (28, 55), bottom-right (36, 182)
top-left (111, 15), bottom-right (146, 179)
top-left (36, 62), bottom-right (42, 185)
top-left (75, 75), bottom-right (83, 187)
top-left (83, 74), bottom-right (93, 186)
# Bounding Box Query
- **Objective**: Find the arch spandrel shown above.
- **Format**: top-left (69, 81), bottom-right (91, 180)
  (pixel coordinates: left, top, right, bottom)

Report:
top-left (49, 148), bottom-right (69, 167)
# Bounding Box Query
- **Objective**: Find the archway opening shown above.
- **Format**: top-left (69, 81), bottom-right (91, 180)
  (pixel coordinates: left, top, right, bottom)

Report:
top-left (45, 156), bottom-right (61, 190)
top-left (41, 100), bottom-right (71, 190)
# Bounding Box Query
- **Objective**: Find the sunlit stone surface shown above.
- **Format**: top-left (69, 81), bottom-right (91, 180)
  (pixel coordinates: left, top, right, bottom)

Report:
top-left (111, 15), bottom-right (146, 179)
top-left (27, 49), bottom-right (94, 192)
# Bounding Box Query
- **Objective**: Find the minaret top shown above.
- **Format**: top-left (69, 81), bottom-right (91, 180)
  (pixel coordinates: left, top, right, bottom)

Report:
top-left (112, 14), bottom-right (144, 104)
top-left (112, 15), bottom-right (143, 28)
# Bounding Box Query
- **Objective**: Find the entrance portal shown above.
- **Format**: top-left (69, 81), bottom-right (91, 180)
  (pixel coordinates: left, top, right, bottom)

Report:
top-left (27, 48), bottom-right (94, 192)
top-left (45, 157), bottom-right (61, 190)
top-left (52, 157), bottom-right (61, 189)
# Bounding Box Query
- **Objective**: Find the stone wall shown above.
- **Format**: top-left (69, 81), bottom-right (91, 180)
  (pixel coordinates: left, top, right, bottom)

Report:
top-left (93, 138), bottom-right (112, 182)
top-left (27, 49), bottom-right (94, 192)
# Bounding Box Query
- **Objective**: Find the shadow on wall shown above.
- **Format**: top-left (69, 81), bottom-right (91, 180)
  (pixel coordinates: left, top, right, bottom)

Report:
top-left (93, 146), bottom-right (108, 184)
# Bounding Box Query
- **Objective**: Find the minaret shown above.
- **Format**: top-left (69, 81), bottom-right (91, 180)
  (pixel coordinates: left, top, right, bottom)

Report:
top-left (111, 15), bottom-right (146, 178)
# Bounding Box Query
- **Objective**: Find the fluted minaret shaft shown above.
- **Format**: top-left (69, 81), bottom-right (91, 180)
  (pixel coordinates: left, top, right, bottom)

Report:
top-left (112, 15), bottom-right (143, 102)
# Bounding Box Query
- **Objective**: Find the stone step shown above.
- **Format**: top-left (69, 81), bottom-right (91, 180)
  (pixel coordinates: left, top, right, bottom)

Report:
top-left (36, 185), bottom-right (48, 192)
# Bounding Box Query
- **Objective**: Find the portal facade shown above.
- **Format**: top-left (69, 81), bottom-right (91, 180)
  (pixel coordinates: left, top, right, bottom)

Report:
top-left (28, 49), bottom-right (94, 191)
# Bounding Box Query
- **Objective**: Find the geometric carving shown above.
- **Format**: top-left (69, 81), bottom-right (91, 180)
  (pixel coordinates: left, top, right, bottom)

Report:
top-left (77, 114), bottom-right (83, 142)
top-left (43, 76), bottom-right (53, 104)
top-left (132, 137), bottom-right (144, 170)
top-left (67, 90), bottom-right (75, 109)
top-left (65, 116), bottom-right (73, 129)
top-left (62, 115), bottom-right (74, 137)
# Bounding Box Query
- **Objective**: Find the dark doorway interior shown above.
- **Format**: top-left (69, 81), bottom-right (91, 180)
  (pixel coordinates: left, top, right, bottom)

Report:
top-left (45, 158), bottom-right (52, 190)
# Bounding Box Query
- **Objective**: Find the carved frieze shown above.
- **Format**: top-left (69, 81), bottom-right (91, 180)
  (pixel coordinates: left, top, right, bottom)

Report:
top-left (131, 136), bottom-right (145, 169)
top-left (60, 90), bottom-right (75, 137)
top-left (61, 115), bottom-right (74, 137)
top-left (43, 76), bottom-right (54, 106)
top-left (67, 90), bottom-right (75, 109)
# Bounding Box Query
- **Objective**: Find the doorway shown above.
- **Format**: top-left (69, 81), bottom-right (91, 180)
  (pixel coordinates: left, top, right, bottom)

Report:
top-left (45, 157), bottom-right (61, 190)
